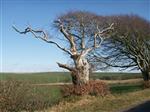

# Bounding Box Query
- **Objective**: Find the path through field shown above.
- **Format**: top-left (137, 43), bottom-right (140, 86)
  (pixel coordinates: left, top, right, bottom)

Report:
top-left (32, 78), bottom-right (143, 86)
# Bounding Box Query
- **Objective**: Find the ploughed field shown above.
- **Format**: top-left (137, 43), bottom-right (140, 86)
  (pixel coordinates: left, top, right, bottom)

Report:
top-left (1, 72), bottom-right (149, 112)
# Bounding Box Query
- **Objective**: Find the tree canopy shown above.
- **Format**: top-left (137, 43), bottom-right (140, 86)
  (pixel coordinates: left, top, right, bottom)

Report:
top-left (93, 15), bottom-right (150, 83)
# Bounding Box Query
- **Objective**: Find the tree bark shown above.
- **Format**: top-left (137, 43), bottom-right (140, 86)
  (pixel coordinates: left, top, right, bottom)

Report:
top-left (142, 70), bottom-right (150, 88)
top-left (57, 54), bottom-right (90, 85)
top-left (71, 57), bottom-right (90, 85)
top-left (142, 70), bottom-right (149, 81)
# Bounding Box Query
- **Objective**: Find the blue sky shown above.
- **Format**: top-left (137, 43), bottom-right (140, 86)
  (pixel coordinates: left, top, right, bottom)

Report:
top-left (1, 0), bottom-right (150, 72)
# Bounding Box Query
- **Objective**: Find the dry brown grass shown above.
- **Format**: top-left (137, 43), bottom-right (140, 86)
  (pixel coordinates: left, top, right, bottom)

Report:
top-left (0, 80), bottom-right (51, 112)
top-left (48, 89), bottom-right (150, 112)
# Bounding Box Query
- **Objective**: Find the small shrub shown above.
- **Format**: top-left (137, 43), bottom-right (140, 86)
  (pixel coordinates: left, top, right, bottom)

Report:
top-left (61, 80), bottom-right (109, 97)
top-left (0, 80), bottom-right (50, 112)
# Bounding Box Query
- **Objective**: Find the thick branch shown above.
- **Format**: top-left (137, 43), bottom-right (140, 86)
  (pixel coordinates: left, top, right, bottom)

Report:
top-left (97, 23), bottom-right (114, 35)
top-left (81, 23), bottom-right (85, 49)
top-left (93, 55), bottom-right (137, 68)
top-left (57, 62), bottom-right (74, 71)
top-left (93, 23), bottom-right (114, 49)
top-left (81, 48), bottom-right (93, 57)
top-left (12, 26), bottom-right (72, 55)
top-left (55, 20), bottom-right (77, 54)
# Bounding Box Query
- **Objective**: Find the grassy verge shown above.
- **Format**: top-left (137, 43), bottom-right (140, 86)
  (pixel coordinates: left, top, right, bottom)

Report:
top-left (31, 85), bottom-right (62, 105)
top-left (0, 78), bottom-right (146, 112)
top-left (49, 89), bottom-right (150, 112)
top-left (31, 82), bottom-right (144, 108)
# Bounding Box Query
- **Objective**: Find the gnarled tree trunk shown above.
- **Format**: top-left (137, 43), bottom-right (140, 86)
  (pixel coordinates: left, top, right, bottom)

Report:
top-left (57, 54), bottom-right (90, 85)
top-left (71, 56), bottom-right (90, 85)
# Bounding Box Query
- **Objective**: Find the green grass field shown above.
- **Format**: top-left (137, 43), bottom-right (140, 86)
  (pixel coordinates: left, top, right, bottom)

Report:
top-left (0, 72), bottom-right (142, 84)
top-left (0, 72), bottom-right (144, 102)
top-left (0, 72), bottom-right (71, 84)
top-left (0, 72), bottom-right (146, 112)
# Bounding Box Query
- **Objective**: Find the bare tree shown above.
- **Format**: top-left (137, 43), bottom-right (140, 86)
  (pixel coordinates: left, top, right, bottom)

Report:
top-left (93, 15), bottom-right (150, 86)
top-left (13, 11), bottom-right (113, 85)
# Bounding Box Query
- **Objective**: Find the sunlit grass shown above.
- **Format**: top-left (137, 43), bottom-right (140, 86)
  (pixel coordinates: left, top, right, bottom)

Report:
top-left (49, 89), bottom-right (150, 112)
